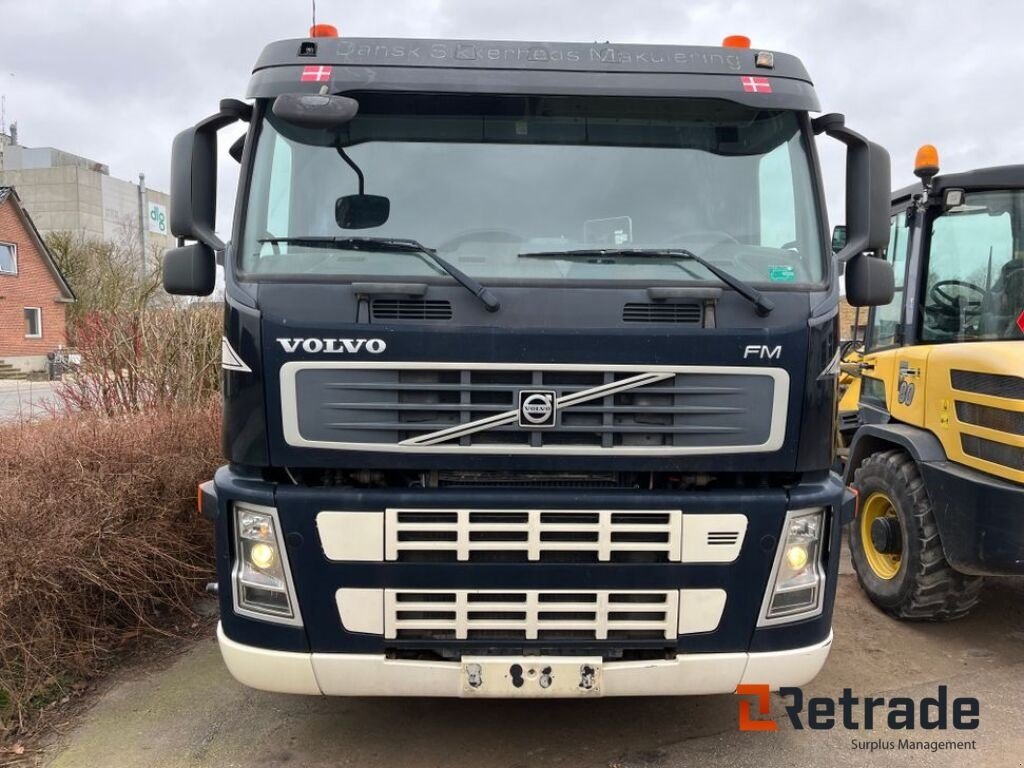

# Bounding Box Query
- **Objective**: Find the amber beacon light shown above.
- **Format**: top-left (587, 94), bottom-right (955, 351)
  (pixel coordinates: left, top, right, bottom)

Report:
top-left (722, 35), bottom-right (752, 48)
top-left (914, 144), bottom-right (940, 180)
top-left (310, 24), bottom-right (339, 38)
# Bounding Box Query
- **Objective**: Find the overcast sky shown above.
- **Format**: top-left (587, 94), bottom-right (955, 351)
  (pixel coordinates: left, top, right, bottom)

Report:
top-left (1, 0), bottom-right (1021, 237)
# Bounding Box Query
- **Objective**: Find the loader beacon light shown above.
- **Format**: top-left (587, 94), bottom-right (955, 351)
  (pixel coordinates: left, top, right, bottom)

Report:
top-left (914, 144), bottom-right (940, 180)
top-left (722, 35), bottom-right (751, 48)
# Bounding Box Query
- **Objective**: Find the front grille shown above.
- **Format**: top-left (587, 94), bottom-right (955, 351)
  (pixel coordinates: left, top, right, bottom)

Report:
top-left (951, 370), bottom-right (1024, 399)
top-left (961, 434), bottom-right (1024, 472)
top-left (384, 589), bottom-right (678, 641)
top-left (371, 299), bottom-right (453, 321)
top-left (622, 302), bottom-right (702, 324)
top-left (386, 508), bottom-right (680, 563)
top-left (955, 401), bottom-right (1024, 436)
top-left (284, 363), bottom-right (783, 454)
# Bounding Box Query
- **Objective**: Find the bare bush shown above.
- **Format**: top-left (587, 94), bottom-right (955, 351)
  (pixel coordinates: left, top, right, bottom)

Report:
top-left (0, 403), bottom-right (222, 737)
top-left (44, 230), bottom-right (222, 415)
top-left (56, 304), bottom-right (222, 415)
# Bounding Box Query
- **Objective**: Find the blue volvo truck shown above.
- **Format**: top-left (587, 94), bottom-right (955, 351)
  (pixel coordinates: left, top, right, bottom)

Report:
top-left (165, 28), bottom-right (895, 697)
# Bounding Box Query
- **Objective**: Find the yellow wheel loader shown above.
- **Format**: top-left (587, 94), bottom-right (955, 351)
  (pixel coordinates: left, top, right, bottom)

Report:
top-left (841, 146), bottom-right (1024, 620)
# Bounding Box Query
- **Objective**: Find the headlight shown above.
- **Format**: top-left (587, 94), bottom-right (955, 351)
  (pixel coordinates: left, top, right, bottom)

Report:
top-left (232, 503), bottom-right (303, 626)
top-left (758, 508), bottom-right (826, 626)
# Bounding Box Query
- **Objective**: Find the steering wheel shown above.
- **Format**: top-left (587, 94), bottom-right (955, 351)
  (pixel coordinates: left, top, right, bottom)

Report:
top-left (927, 279), bottom-right (985, 317)
top-left (435, 229), bottom-right (525, 252)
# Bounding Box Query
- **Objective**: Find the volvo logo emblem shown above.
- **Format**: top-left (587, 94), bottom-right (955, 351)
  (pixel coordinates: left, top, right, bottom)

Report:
top-left (518, 390), bottom-right (557, 428)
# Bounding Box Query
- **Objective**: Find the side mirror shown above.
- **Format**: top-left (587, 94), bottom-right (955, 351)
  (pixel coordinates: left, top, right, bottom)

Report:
top-left (814, 114), bottom-right (894, 307)
top-left (169, 104), bottom-right (246, 250)
top-left (166, 102), bottom-right (247, 294)
top-left (272, 93), bottom-right (359, 129)
top-left (831, 225), bottom-right (847, 254)
top-left (336, 194), bottom-right (391, 229)
top-left (163, 242), bottom-right (216, 296)
top-left (815, 114), bottom-right (891, 261)
top-left (845, 252), bottom-right (894, 307)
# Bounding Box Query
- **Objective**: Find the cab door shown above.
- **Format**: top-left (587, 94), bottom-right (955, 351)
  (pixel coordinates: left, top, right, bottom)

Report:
top-left (860, 206), bottom-right (914, 421)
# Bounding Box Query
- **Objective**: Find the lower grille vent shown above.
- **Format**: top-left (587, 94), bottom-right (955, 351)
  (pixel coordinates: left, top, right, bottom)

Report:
top-left (386, 508), bottom-right (681, 563)
top-left (385, 589), bottom-right (678, 641)
top-left (961, 434), bottom-right (1024, 471)
top-left (955, 401), bottom-right (1024, 435)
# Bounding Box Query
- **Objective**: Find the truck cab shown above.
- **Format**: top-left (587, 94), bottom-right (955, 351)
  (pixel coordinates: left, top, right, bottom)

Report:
top-left (167, 29), bottom-right (893, 697)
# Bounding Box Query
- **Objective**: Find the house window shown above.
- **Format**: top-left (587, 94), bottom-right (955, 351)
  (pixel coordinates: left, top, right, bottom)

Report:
top-left (24, 307), bottom-right (42, 338)
top-left (0, 242), bottom-right (16, 274)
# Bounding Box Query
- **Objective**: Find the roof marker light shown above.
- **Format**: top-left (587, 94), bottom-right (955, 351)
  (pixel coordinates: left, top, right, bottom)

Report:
top-left (723, 35), bottom-right (751, 49)
top-left (310, 24), bottom-right (339, 38)
top-left (755, 51), bottom-right (774, 68)
top-left (914, 144), bottom-right (940, 180)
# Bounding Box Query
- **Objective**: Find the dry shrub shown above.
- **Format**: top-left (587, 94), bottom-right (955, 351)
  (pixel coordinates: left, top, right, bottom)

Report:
top-left (57, 304), bottom-right (221, 415)
top-left (0, 402), bottom-right (222, 737)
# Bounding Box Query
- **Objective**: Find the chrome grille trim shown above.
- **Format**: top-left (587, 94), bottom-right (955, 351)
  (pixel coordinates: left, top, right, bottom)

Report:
top-left (385, 508), bottom-right (681, 562)
top-left (384, 589), bottom-right (679, 641)
top-left (280, 362), bottom-right (789, 455)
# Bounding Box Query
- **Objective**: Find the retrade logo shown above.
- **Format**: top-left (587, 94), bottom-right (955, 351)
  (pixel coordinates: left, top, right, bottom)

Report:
top-left (736, 685), bottom-right (980, 735)
top-left (518, 390), bottom-right (557, 428)
top-left (737, 684), bottom-right (778, 731)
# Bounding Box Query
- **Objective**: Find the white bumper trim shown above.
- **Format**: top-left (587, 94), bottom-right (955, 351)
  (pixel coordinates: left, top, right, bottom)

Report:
top-left (217, 624), bottom-right (832, 697)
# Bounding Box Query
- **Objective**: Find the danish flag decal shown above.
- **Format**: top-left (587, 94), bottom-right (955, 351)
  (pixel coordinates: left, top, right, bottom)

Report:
top-left (301, 65), bottom-right (332, 82)
top-left (741, 76), bottom-right (773, 93)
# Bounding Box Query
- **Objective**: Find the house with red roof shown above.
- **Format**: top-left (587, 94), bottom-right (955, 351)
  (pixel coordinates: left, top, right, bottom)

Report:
top-left (0, 186), bottom-right (75, 378)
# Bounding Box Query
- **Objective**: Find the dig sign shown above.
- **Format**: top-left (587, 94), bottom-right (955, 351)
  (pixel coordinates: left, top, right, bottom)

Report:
top-left (148, 202), bottom-right (168, 235)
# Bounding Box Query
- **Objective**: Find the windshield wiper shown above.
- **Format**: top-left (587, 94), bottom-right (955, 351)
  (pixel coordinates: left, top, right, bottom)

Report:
top-left (518, 247), bottom-right (774, 316)
top-left (259, 236), bottom-right (500, 313)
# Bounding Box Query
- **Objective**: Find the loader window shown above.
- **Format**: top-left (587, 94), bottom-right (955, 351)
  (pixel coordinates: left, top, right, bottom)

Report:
top-left (921, 190), bottom-right (1022, 342)
top-left (867, 210), bottom-right (910, 349)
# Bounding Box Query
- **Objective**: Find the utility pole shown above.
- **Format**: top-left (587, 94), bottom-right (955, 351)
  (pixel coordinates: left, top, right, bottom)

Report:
top-left (137, 172), bottom-right (149, 278)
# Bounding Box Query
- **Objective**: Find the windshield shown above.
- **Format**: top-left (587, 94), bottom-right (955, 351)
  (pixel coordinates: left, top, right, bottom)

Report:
top-left (922, 190), bottom-right (1024, 342)
top-left (241, 94), bottom-right (825, 286)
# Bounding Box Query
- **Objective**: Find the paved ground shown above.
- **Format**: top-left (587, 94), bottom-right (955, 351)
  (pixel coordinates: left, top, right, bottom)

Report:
top-left (43, 550), bottom-right (1024, 768)
top-left (0, 381), bottom-right (58, 422)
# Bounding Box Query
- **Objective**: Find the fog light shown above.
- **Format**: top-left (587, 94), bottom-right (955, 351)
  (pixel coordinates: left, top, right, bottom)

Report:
top-left (785, 544), bottom-right (809, 571)
top-left (249, 542), bottom-right (277, 570)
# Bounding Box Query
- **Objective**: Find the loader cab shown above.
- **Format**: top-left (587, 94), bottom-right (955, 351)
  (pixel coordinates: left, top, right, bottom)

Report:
top-left (864, 159), bottom-right (1024, 353)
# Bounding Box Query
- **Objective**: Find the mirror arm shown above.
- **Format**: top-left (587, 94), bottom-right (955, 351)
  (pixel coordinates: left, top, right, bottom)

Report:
top-left (219, 98), bottom-right (253, 123)
top-left (336, 146), bottom-right (366, 195)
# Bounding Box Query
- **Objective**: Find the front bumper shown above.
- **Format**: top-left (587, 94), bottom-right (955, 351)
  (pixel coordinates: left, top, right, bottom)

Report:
top-left (217, 623), bottom-right (833, 697)
top-left (210, 466), bottom-right (846, 693)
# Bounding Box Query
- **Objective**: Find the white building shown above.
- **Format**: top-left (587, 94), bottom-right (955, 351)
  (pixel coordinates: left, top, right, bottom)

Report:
top-left (0, 127), bottom-right (172, 258)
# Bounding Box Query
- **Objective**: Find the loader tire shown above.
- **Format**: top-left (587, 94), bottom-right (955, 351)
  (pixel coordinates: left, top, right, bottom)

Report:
top-left (849, 449), bottom-right (983, 621)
